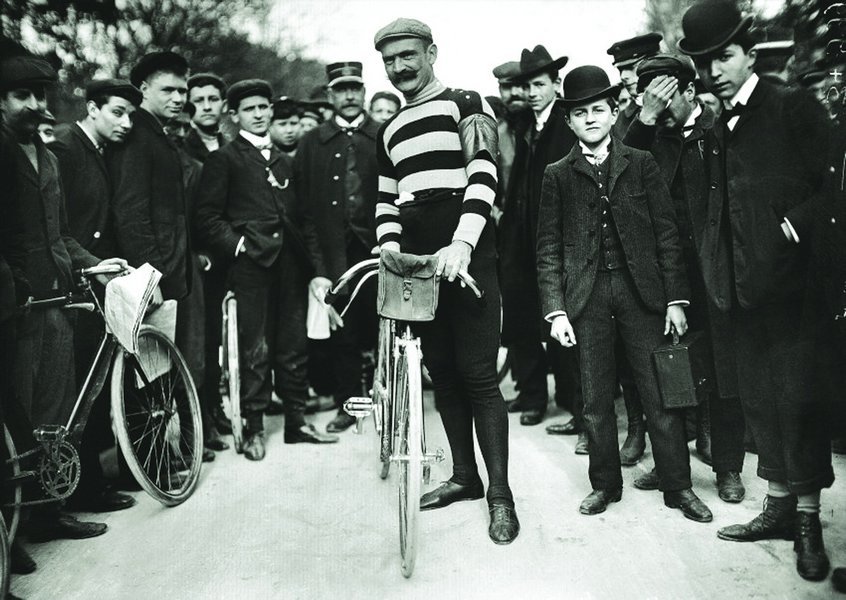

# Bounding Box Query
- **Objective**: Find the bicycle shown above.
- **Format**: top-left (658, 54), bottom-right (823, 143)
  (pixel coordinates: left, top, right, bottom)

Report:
top-left (3, 264), bottom-right (203, 545)
top-left (220, 291), bottom-right (243, 452)
top-left (325, 257), bottom-right (484, 578)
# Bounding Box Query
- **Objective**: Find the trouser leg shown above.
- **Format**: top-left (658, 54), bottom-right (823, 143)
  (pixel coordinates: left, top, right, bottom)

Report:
top-left (710, 395), bottom-right (745, 473)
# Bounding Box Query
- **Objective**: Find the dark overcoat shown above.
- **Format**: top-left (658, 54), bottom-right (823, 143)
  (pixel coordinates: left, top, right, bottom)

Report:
top-left (108, 108), bottom-right (190, 300)
top-left (536, 141), bottom-right (689, 322)
top-left (183, 128), bottom-right (225, 164)
top-left (699, 79), bottom-right (829, 311)
top-left (293, 116), bottom-right (379, 281)
top-left (194, 135), bottom-right (322, 275)
top-left (50, 123), bottom-right (116, 257)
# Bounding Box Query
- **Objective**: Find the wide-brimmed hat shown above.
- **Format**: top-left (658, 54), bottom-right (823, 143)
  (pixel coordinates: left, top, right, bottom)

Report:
top-left (561, 65), bottom-right (621, 106)
top-left (678, 0), bottom-right (754, 56)
top-left (514, 45), bottom-right (568, 82)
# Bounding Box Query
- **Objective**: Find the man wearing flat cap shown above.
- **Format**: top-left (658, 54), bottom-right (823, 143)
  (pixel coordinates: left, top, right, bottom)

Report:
top-left (679, 0), bottom-right (834, 581)
top-left (607, 33), bottom-right (663, 139)
top-left (185, 72), bottom-right (228, 163)
top-left (373, 17), bottom-right (519, 544)
top-left (491, 61), bottom-right (525, 199)
top-left (1, 52), bottom-right (128, 541)
top-left (50, 78), bottom-right (142, 513)
top-left (499, 45), bottom-right (580, 433)
top-left (623, 53), bottom-right (747, 506)
top-left (294, 61), bottom-right (381, 434)
top-left (196, 78), bottom-right (336, 460)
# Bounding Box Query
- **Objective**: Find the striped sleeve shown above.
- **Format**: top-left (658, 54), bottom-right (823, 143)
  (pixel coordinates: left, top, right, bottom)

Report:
top-left (454, 107), bottom-right (498, 248)
top-left (375, 126), bottom-right (402, 251)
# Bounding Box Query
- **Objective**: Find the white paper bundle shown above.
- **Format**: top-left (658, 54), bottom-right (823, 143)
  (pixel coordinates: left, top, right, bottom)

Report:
top-left (104, 263), bottom-right (161, 354)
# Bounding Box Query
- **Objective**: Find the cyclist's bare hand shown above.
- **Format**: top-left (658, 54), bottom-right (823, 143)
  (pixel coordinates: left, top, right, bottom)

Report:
top-left (327, 305), bottom-right (345, 330)
top-left (309, 276), bottom-right (333, 301)
top-left (93, 257), bottom-right (130, 285)
top-left (435, 240), bottom-right (472, 282)
top-left (550, 314), bottom-right (577, 347)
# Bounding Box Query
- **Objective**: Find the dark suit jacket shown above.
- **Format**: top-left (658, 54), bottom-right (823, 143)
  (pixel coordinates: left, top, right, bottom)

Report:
top-left (108, 108), bottom-right (189, 300)
top-left (195, 134), bottom-right (322, 274)
top-left (536, 141), bottom-right (689, 321)
top-left (700, 79), bottom-right (829, 311)
top-left (183, 128), bottom-right (225, 164)
top-left (9, 133), bottom-right (98, 298)
top-left (50, 123), bottom-right (116, 257)
top-left (293, 116), bottom-right (379, 281)
top-left (0, 133), bottom-right (26, 321)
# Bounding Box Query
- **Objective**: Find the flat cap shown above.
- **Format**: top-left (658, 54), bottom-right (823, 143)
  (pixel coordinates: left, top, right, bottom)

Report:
top-left (374, 18), bottom-right (433, 51)
top-left (0, 55), bottom-right (57, 91)
top-left (492, 61), bottom-right (521, 83)
top-left (187, 72), bottom-right (226, 93)
top-left (636, 53), bottom-right (696, 93)
top-left (130, 51), bottom-right (188, 87)
top-left (85, 78), bottom-right (142, 106)
top-left (299, 103), bottom-right (324, 122)
top-left (607, 33), bottom-right (663, 68)
top-left (272, 96), bottom-right (301, 120)
top-left (226, 79), bottom-right (273, 110)
top-left (326, 62), bottom-right (363, 88)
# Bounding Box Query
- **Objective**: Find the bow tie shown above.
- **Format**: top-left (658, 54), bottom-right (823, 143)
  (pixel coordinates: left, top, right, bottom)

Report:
top-left (722, 103), bottom-right (745, 122)
top-left (341, 126), bottom-right (358, 134)
top-left (256, 143), bottom-right (274, 152)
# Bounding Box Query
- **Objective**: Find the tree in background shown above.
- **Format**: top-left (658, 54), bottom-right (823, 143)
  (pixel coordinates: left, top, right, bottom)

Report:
top-left (0, 0), bottom-right (326, 121)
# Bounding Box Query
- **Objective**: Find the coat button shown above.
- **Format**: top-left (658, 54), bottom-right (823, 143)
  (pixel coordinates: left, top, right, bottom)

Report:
top-left (712, 148), bottom-right (719, 155)
top-left (332, 201), bottom-right (338, 206)
top-left (831, 166), bottom-right (836, 173)
top-left (600, 195), bottom-right (608, 202)
top-left (832, 217), bottom-right (837, 224)
top-left (335, 153), bottom-right (341, 158)
top-left (93, 231), bottom-right (101, 239)
top-left (710, 183), bottom-right (717, 190)
top-left (272, 232), bottom-right (280, 238)
top-left (332, 175), bottom-right (339, 181)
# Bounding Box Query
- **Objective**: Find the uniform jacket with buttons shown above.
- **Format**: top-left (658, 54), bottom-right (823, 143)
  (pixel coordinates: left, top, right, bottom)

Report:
top-left (50, 123), bottom-right (116, 257)
top-left (8, 132), bottom-right (99, 298)
top-left (108, 108), bottom-right (190, 300)
top-left (700, 79), bottom-right (829, 311)
top-left (293, 116), bottom-right (379, 281)
top-left (195, 134), bottom-right (322, 274)
top-left (536, 141), bottom-right (689, 321)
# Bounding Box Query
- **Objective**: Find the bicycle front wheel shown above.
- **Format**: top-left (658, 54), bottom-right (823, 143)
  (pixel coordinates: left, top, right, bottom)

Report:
top-left (396, 340), bottom-right (423, 578)
top-left (221, 293), bottom-right (243, 452)
top-left (1, 427), bottom-right (21, 543)
top-left (111, 325), bottom-right (203, 506)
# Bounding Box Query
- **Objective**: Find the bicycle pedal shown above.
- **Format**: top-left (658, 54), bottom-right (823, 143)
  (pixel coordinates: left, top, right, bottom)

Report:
top-left (33, 425), bottom-right (67, 443)
top-left (343, 396), bottom-right (373, 419)
top-left (424, 448), bottom-right (446, 464)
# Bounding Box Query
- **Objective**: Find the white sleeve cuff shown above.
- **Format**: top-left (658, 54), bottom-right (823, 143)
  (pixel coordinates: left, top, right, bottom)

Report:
top-left (783, 218), bottom-right (800, 243)
top-left (235, 236), bottom-right (246, 257)
top-left (668, 300), bottom-right (689, 307)
top-left (380, 241), bottom-right (401, 253)
top-left (545, 310), bottom-right (567, 323)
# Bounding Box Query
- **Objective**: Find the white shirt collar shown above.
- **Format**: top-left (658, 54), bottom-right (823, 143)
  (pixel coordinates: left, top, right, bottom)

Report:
top-left (239, 129), bottom-right (271, 148)
top-left (534, 100), bottom-right (555, 132)
top-left (76, 121), bottom-right (103, 151)
top-left (579, 135), bottom-right (612, 165)
top-left (683, 104), bottom-right (702, 130)
top-left (335, 113), bottom-right (366, 129)
top-left (725, 72), bottom-right (758, 110)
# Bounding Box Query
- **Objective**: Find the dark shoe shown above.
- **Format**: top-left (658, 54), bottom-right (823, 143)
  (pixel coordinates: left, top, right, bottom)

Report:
top-left (27, 513), bottom-right (108, 543)
top-left (634, 468), bottom-right (660, 491)
top-left (831, 437), bottom-right (846, 455)
top-left (619, 418), bottom-right (646, 466)
top-left (832, 567), bottom-right (846, 593)
top-left (717, 495), bottom-right (797, 542)
top-left (695, 436), bottom-right (713, 466)
top-left (520, 409), bottom-right (545, 426)
top-left (205, 435), bottom-right (230, 452)
top-left (488, 503), bottom-right (519, 544)
top-left (664, 489), bottom-right (713, 523)
top-left (213, 405), bottom-right (233, 435)
top-left (10, 540), bottom-right (36, 574)
top-left (326, 411), bottom-right (357, 433)
top-left (67, 488), bottom-right (137, 513)
top-left (574, 432), bottom-right (589, 455)
top-left (420, 480), bottom-right (484, 511)
top-left (794, 512), bottom-right (830, 581)
top-left (285, 424), bottom-right (339, 444)
top-left (506, 396), bottom-right (531, 413)
top-left (716, 471), bottom-right (745, 503)
top-left (545, 418), bottom-right (580, 435)
top-left (579, 488), bottom-right (622, 515)
top-left (242, 432), bottom-right (266, 461)
top-left (265, 400), bottom-right (285, 416)
top-left (202, 448), bottom-right (215, 463)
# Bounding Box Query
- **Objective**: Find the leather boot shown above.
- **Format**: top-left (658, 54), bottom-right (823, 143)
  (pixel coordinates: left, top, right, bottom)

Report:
top-left (717, 495), bottom-right (796, 542)
top-left (695, 402), bottom-right (712, 466)
top-left (794, 512), bottom-right (830, 581)
top-left (832, 567), bottom-right (846, 593)
top-left (619, 418), bottom-right (646, 466)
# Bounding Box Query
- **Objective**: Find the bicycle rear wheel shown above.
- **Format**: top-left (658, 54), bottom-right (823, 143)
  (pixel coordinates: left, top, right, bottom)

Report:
top-left (0, 513), bottom-right (9, 599)
top-left (374, 318), bottom-right (392, 479)
top-left (221, 293), bottom-right (243, 452)
top-left (1, 427), bottom-right (21, 543)
top-left (396, 340), bottom-right (423, 578)
top-left (111, 325), bottom-right (203, 506)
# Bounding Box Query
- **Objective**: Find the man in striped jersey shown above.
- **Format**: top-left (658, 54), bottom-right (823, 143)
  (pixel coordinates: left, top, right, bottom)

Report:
top-left (373, 17), bottom-right (519, 545)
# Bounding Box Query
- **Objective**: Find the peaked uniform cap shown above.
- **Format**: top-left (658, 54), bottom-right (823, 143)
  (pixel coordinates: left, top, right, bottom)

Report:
top-left (607, 33), bottom-right (663, 68)
top-left (326, 62), bottom-right (364, 88)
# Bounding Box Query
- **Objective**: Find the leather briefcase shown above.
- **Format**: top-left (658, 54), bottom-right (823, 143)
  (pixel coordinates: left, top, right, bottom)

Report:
top-left (377, 249), bottom-right (440, 322)
top-left (651, 329), bottom-right (712, 409)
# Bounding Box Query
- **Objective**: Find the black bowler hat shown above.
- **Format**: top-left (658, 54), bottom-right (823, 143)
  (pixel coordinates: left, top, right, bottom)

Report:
top-left (514, 45), bottom-right (568, 82)
top-left (226, 79), bottom-right (272, 111)
top-left (607, 33), bottom-right (663, 69)
top-left (678, 0), bottom-right (754, 56)
top-left (187, 72), bottom-right (226, 94)
top-left (0, 55), bottom-right (57, 91)
top-left (272, 96), bottom-right (301, 120)
top-left (326, 62), bottom-right (363, 88)
top-left (561, 65), bottom-right (621, 106)
top-left (85, 78), bottom-right (142, 106)
top-left (492, 61), bottom-right (521, 84)
top-left (635, 54), bottom-right (696, 93)
top-left (130, 51), bottom-right (188, 87)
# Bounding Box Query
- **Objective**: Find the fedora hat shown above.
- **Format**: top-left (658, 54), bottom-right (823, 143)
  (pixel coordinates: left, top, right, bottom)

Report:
top-left (515, 45), bottom-right (568, 82)
top-left (678, 0), bottom-right (754, 56)
top-left (561, 65), bottom-right (621, 106)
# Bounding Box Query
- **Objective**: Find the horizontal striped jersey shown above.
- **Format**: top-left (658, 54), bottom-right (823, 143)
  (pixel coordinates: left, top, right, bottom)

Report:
top-left (375, 86), bottom-right (498, 251)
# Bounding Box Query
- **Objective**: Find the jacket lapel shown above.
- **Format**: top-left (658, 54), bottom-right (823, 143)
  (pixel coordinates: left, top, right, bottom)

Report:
top-left (72, 123), bottom-right (108, 179)
top-left (731, 79), bottom-right (767, 137)
top-left (605, 143), bottom-right (630, 197)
